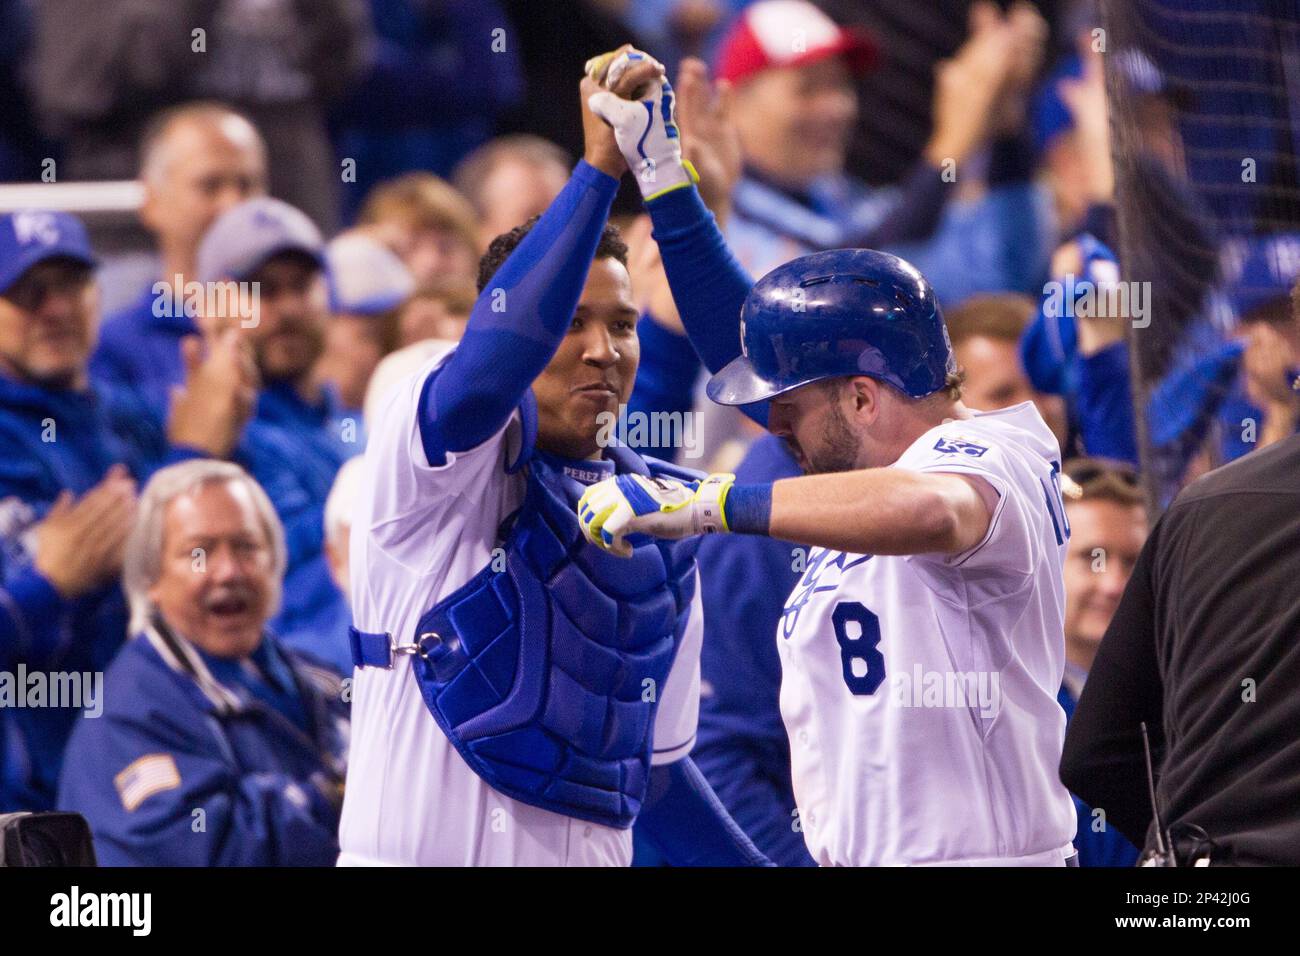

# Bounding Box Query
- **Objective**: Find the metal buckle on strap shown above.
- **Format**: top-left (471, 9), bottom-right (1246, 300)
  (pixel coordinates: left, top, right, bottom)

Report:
top-left (351, 627), bottom-right (443, 670)
top-left (392, 632), bottom-right (442, 661)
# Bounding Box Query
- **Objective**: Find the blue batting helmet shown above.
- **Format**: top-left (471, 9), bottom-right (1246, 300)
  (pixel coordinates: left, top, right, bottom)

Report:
top-left (707, 249), bottom-right (957, 405)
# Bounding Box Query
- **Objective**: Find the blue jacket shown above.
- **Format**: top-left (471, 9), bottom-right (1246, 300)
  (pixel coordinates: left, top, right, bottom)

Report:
top-left (0, 372), bottom-right (155, 811)
top-left (238, 382), bottom-right (357, 674)
top-left (0, 548), bottom-right (67, 814)
top-left (1058, 683), bottom-right (1140, 867)
top-left (693, 433), bottom-right (816, 866)
top-left (58, 628), bottom-right (349, 866)
top-left (0, 550), bottom-right (65, 673)
top-left (90, 284), bottom-right (195, 419)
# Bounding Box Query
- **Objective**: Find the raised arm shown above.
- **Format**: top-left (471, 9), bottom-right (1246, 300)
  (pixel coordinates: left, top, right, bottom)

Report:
top-left (645, 186), bottom-right (754, 378)
top-left (586, 51), bottom-right (767, 426)
top-left (418, 159), bottom-right (619, 463)
top-left (416, 68), bottom-right (652, 463)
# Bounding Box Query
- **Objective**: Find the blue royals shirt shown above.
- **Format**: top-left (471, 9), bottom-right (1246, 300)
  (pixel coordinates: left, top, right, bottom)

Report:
top-left (91, 284), bottom-right (195, 420)
top-left (0, 370), bottom-right (189, 811)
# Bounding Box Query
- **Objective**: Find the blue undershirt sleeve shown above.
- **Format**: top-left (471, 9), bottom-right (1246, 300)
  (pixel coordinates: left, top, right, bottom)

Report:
top-left (644, 186), bottom-right (769, 428)
top-left (418, 160), bottom-right (619, 463)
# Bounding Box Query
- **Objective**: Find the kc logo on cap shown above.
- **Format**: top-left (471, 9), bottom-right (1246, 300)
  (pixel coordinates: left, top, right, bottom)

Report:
top-left (0, 209), bottom-right (97, 295)
top-left (251, 206), bottom-right (287, 231)
top-left (10, 211), bottom-right (62, 247)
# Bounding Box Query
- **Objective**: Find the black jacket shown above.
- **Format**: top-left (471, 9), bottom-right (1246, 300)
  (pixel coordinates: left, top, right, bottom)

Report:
top-left (1061, 435), bottom-right (1300, 865)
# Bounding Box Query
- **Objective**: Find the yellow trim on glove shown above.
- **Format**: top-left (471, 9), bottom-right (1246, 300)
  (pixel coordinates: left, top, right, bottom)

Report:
top-left (644, 160), bottom-right (700, 202)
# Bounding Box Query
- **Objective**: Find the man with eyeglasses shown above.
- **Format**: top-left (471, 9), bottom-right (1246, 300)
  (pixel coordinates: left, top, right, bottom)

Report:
top-left (0, 210), bottom-right (229, 812)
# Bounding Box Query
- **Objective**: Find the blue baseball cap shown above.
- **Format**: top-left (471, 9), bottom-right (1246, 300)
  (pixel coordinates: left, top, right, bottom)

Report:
top-left (0, 210), bottom-right (97, 294)
top-left (1033, 48), bottom-right (1189, 157)
top-left (196, 197), bottom-right (324, 285)
top-left (1031, 56), bottom-right (1083, 156)
top-left (1225, 232), bottom-right (1300, 320)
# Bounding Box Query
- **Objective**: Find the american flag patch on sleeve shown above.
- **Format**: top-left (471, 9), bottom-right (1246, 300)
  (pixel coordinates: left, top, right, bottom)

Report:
top-left (114, 753), bottom-right (182, 812)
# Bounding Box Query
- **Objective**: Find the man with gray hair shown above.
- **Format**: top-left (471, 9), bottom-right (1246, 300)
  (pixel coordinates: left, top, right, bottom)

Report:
top-left (57, 459), bottom-right (349, 866)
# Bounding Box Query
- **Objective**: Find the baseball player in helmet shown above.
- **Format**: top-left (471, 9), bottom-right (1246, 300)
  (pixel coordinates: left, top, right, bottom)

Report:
top-left (580, 50), bottom-right (1078, 865)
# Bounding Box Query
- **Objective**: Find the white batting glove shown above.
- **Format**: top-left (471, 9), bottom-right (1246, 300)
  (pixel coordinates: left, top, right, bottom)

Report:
top-left (577, 472), bottom-right (735, 557)
top-left (585, 49), bottom-right (700, 201)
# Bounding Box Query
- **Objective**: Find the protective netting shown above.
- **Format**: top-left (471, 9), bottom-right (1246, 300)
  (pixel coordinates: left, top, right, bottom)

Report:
top-left (1102, 0), bottom-right (1300, 509)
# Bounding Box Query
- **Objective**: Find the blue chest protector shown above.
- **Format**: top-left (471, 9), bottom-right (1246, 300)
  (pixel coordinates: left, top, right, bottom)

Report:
top-left (360, 440), bottom-right (701, 830)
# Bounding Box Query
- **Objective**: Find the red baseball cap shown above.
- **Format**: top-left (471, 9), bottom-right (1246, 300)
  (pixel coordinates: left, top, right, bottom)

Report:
top-left (714, 0), bottom-right (879, 86)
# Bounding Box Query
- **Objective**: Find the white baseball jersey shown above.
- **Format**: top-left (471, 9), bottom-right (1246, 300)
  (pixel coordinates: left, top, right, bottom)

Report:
top-left (338, 348), bottom-right (702, 866)
top-left (778, 403), bottom-right (1077, 866)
